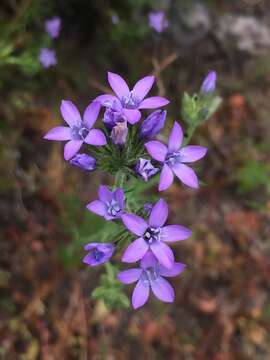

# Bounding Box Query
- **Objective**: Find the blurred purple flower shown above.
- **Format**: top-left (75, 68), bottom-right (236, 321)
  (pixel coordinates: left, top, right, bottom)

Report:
top-left (143, 202), bottom-right (153, 215)
top-left (83, 243), bottom-right (115, 266)
top-left (135, 158), bottom-right (159, 181)
top-left (45, 17), bottom-right (61, 38)
top-left (121, 199), bottom-right (191, 268)
top-left (94, 72), bottom-right (169, 124)
top-left (69, 153), bottom-right (96, 171)
top-left (145, 122), bottom-right (207, 191)
top-left (44, 101), bottom-right (107, 160)
top-left (149, 11), bottom-right (169, 33)
top-left (39, 48), bottom-right (57, 68)
top-left (201, 71), bottom-right (217, 94)
top-left (111, 121), bottom-right (128, 145)
top-left (118, 251), bottom-right (185, 309)
top-left (140, 110), bottom-right (166, 139)
top-left (111, 14), bottom-right (119, 24)
top-left (103, 100), bottom-right (124, 129)
top-left (87, 185), bottom-right (125, 221)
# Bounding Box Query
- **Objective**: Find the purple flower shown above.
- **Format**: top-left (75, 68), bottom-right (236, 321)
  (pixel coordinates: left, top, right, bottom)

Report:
top-left (121, 199), bottom-right (191, 268)
top-left (149, 11), bottom-right (169, 33)
top-left (111, 14), bottom-right (119, 25)
top-left (143, 202), bottom-right (153, 215)
top-left (103, 100), bottom-right (124, 129)
top-left (86, 185), bottom-right (125, 221)
top-left (135, 158), bottom-right (159, 181)
top-left (111, 121), bottom-right (128, 145)
top-left (145, 122), bottom-right (207, 191)
top-left (139, 110), bottom-right (166, 139)
top-left (201, 71), bottom-right (217, 94)
top-left (38, 48), bottom-right (57, 68)
top-left (94, 72), bottom-right (169, 124)
top-left (69, 153), bottom-right (96, 171)
top-left (45, 17), bottom-right (61, 38)
top-left (83, 243), bottom-right (115, 266)
top-left (44, 100), bottom-right (107, 160)
top-left (118, 251), bottom-right (185, 309)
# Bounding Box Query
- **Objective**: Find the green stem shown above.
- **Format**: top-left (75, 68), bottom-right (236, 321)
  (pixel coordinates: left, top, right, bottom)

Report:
top-left (114, 171), bottom-right (126, 189)
top-left (183, 122), bottom-right (198, 146)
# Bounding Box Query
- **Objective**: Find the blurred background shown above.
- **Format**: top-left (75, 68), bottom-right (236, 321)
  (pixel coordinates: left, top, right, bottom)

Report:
top-left (0, 0), bottom-right (270, 359)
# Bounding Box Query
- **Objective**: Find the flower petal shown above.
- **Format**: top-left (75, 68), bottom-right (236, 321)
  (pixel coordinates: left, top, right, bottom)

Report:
top-left (64, 140), bottom-right (83, 160)
top-left (84, 129), bottom-right (107, 146)
top-left (98, 185), bottom-right (113, 202)
top-left (179, 146), bottom-right (207, 163)
top-left (114, 188), bottom-right (125, 209)
top-left (132, 75), bottom-right (155, 101)
top-left (150, 241), bottom-right (174, 269)
top-left (122, 237), bottom-right (148, 263)
top-left (132, 279), bottom-right (150, 309)
top-left (139, 96), bottom-right (169, 109)
top-left (159, 164), bottom-right (174, 191)
top-left (118, 269), bottom-right (142, 284)
top-left (168, 121), bottom-right (183, 151)
top-left (94, 94), bottom-right (119, 106)
top-left (145, 140), bottom-right (167, 162)
top-left (149, 198), bottom-right (168, 227)
top-left (108, 71), bottom-right (129, 98)
top-left (150, 277), bottom-right (174, 302)
top-left (43, 126), bottom-right (71, 141)
top-left (161, 225), bottom-right (192, 242)
top-left (140, 251), bottom-right (158, 268)
top-left (83, 101), bottom-right (101, 129)
top-left (86, 200), bottom-right (106, 217)
top-left (121, 213), bottom-right (148, 236)
top-left (60, 100), bottom-right (81, 127)
top-left (172, 163), bottom-right (199, 188)
top-left (123, 109), bottom-right (141, 124)
top-left (159, 262), bottom-right (186, 277)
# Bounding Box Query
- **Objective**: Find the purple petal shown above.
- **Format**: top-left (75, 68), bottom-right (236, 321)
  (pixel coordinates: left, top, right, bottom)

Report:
top-left (132, 75), bottom-right (155, 101)
top-left (84, 242), bottom-right (99, 250)
top-left (145, 141), bottom-right (167, 162)
top-left (83, 101), bottom-right (101, 129)
top-left (60, 100), bottom-right (81, 127)
top-left (140, 251), bottom-right (158, 268)
top-left (84, 129), bottom-right (107, 146)
top-left (168, 122), bottom-right (183, 152)
top-left (86, 200), bottom-right (106, 217)
top-left (108, 72), bottom-right (129, 98)
top-left (172, 163), bottom-right (199, 189)
top-left (121, 213), bottom-right (148, 236)
top-left (118, 269), bottom-right (142, 284)
top-left (149, 198), bottom-right (168, 227)
top-left (122, 237), bottom-right (148, 263)
top-left (159, 262), bottom-right (186, 277)
top-left (139, 96), bottom-right (169, 109)
top-left (123, 109), bottom-right (141, 124)
top-left (179, 146), bottom-right (208, 163)
top-left (43, 126), bottom-right (71, 141)
top-left (150, 242), bottom-right (174, 269)
top-left (98, 185), bottom-right (113, 202)
top-left (94, 94), bottom-right (119, 106)
top-left (159, 164), bottom-right (174, 191)
top-left (150, 277), bottom-right (174, 302)
top-left (114, 188), bottom-right (125, 209)
top-left (132, 279), bottom-right (150, 309)
top-left (64, 140), bottom-right (83, 160)
top-left (161, 225), bottom-right (192, 242)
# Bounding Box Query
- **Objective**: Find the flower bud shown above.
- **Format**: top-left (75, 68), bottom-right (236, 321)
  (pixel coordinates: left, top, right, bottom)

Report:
top-left (103, 100), bottom-right (124, 129)
top-left (135, 158), bottom-right (159, 181)
top-left (201, 71), bottom-right (217, 94)
top-left (69, 153), bottom-right (96, 171)
top-left (111, 121), bottom-right (128, 146)
top-left (139, 110), bottom-right (166, 139)
top-left (83, 243), bottom-right (115, 266)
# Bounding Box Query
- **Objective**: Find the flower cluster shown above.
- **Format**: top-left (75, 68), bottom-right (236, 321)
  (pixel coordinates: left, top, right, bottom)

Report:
top-left (39, 17), bottom-right (61, 68)
top-left (44, 70), bottom-right (217, 309)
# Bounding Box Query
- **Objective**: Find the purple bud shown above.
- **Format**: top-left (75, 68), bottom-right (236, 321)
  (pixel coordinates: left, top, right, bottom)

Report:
top-left (135, 158), bottom-right (159, 181)
top-left (111, 121), bottom-right (128, 145)
top-left (111, 14), bottom-right (119, 24)
top-left (149, 11), bottom-right (169, 33)
top-left (69, 154), bottom-right (96, 171)
top-left (139, 110), bottom-right (166, 139)
top-left (201, 71), bottom-right (217, 94)
top-left (103, 100), bottom-right (124, 129)
top-left (83, 243), bottom-right (115, 266)
top-left (45, 17), bottom-right (61, 39)
top-left (38, 48), bottom-right (57, 68)
top-left (143, 202), bottom-right (153, 215)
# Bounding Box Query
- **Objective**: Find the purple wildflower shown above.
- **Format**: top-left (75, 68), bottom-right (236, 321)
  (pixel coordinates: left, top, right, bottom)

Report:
top-left (143, 202), bottom-right (153, 216)
top-left (145, 122), bottom-right (207, 191)
top-left (45, 17), bottom-right (61, 38)
top-left (38, 48), bottom-right (57, 68)
top-left (44, 101), bottom-right (106, 160)
top-left (139, 110), bottom-right (166, 139)
top-left (111, 121), bottom-right (128, 145)
top-left (149, 11), bottom-right (169, 33)
top-left (103, 100), bottom-right (124, 129)
top-left (111, 14), bottom-right (119, 25)
top-left (121, 198), bottom-right (191, 268)
top-left (118, 251), bottom-right (185, 309)
top-left (86, 185), bottom-right (125, 221)
top-left (94, 72), bottom-right (169, 124)
top-left (135, 158), bottom-right (159, 182)
top-left (69, 153), bottom-right (96, 171)
top-left (201, 71), bottom-right (217, 94)
top-left (83, 243), bottom-right (115, 266)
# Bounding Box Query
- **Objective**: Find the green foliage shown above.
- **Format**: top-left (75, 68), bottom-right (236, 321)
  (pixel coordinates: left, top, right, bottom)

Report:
top-left (235, 161), bottom-right (270, 194)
